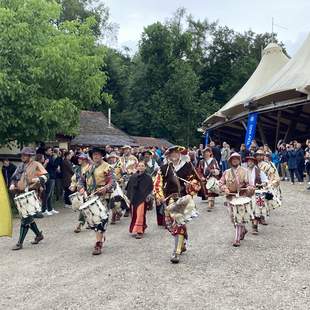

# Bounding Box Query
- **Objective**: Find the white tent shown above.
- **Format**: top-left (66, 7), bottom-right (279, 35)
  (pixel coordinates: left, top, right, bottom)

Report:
top-left (253, 33), bottom-right (310, 104)
top-left (204, 42), bottom-right (289, 126)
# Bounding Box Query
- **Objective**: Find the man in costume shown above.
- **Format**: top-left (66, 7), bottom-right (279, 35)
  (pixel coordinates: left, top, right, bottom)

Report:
top-left (245, 156), bottom-right (268, 235)
top-left (127, 161), bottom-right (153, 239)
top-left (78, 147), bottom-right (115, 255)
top-left (10, 147), bottom-right (48, 250)
top-left (219, 152), bottom-right (252, 247)
top-left (70, 153), bottom-right (91, 233)
top-left (142, 150), bottom-right (160, 177)
top-left (197, 147), bottom-right (220, 211)
top-left (255, 150), bottom-right (282, 224)
top-left (154, 146), bottom-right (201, 264)
top-left (106, 152), bottom-right (129, 224)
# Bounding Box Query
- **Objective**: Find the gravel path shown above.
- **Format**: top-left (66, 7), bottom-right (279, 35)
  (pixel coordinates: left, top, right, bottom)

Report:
top-left (0, 183), bottom-right (309, 310)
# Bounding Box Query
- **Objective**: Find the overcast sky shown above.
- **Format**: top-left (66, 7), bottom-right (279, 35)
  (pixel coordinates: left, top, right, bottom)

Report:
top-left (104, 0), bottom-right (309, 57)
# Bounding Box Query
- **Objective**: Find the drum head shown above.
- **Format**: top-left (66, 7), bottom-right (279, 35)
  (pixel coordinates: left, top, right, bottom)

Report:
top-left (206, 178), bottom-right (215, 189)
top-left (80, 196), bottom-right (99, 210)
top-left (231, 196), bottom-right (251, 205)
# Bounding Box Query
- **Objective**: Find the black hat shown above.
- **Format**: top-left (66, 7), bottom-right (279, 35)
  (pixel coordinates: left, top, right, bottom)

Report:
top-left (142, 150), bottom-right (154, 156)
top-left (89, 147), bottom-right (106, 158)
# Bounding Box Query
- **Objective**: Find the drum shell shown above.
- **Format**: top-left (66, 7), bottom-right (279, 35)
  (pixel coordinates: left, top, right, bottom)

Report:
top-left (80, 196), bottom-right (108, 227)
top-left (14, 191), bottom-right (42, 218)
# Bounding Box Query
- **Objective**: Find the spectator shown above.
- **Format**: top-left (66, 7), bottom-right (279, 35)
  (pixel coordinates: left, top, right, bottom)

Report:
top-left (220, 142), bottom-right (230, 172)
top-left (278, 143), bottom-right (289, 180)
top-left (42, 147), bottom-right (59, 215)
top-left (296, 143), bottom-right (305, 183)
top-left (239, 144), bottom-right (249, 164)
top-left (305, 140), bottom-right (310, 189)
top-left (197, 144), bottom-right (204, 163)
top-left (210, 141), bottom-right (221, 166)
top-left (1, 158), bottom-right (16, 187)
top-left (54, 148), bottom-right (63, 201)
top-left (36, 142), bottom-right (46, 155)
top-left (61, 151), bottom-right (74, 208)
top-left (287, 144), bottom-right (299, 184)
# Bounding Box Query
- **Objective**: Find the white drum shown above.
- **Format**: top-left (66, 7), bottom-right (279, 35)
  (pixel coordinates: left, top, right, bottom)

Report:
top-left (166, 195), bottom-right (197, 225)
top-left (69, 192), bottom-right (84, 211)
top-left (14, 191), bottom-right (41, 218)
top-left (206, 177), bottom-right (220, 195)
top-left (229, 196), bottom-right (253, 224)
top-left (266, 187), bottom-right (282, 210)
top-left (79, 196), bottom-right (108, 227)
top-left (110, 182), bottom-right (130, 208)
top-left (253, 189), bottom-right (269, 218)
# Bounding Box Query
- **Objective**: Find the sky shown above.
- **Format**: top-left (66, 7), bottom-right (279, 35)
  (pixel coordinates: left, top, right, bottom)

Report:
top-left (103, 0), bottom-right (309, 57)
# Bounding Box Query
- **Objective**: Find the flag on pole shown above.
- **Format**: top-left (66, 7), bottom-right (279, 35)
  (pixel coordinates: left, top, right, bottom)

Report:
top-left (244, 113), bottom-right (258, 150)
top-left (0, 172), bottom-right (12, 237)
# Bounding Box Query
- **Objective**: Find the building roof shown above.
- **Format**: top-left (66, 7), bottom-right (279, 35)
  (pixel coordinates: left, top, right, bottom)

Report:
top-left (132, 136), bottom-right (173, 148)
top-left (71, 111), bottom-right (137, 147)
top-left (204, 42), bottom-right (289, 126)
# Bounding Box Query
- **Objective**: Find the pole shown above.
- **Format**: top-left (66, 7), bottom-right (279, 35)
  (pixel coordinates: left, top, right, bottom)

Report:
top-left (108, 108), bottom-right (111, 128)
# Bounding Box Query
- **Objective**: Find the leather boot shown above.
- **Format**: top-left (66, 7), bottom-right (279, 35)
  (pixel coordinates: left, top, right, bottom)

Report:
top-left (170, 252), bottom-right (180, 264)
top-left (31, 232), bottom-right (44, 244)
top-left (92, 241), bottom-right (103, 255)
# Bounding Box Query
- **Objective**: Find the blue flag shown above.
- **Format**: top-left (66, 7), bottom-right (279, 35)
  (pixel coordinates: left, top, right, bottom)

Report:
top-left (204, 131), bottom-right (209, 146)
top-left (244, 113), bottom-right (258, 150)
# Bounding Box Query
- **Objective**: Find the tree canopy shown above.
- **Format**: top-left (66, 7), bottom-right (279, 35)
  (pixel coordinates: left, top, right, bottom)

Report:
top-left (0, 3), bottom-right (283, 146)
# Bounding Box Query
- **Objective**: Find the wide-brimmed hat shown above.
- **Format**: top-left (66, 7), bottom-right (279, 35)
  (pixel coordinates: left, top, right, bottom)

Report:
top-left (121, 145), bottom-right (132, 150)
top-left (89, 147), bottom-right (106, 158)
top-left (202, 147), bottom-right (213, 154)
top-left (106, 152), bottom-right (119, 159)
top-left (165, 145), bottom-right (186, 155)
top-left (77, 153), bottom-right (89, 160)
top-left (142, 150), bottom-right (154, 156)
top-left (254, 149), bottom-right (265, 156)
top-left (20, 147), bottom-right (35, 156)
top-left (264, 152), bottom-right (272, 158)
top-left (228, 152), bottom-right (241, 162)
top-left (245, 156), bottom-right (257, 164)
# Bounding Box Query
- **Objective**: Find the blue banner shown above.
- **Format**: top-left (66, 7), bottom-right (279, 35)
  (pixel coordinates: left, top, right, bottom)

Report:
top-left (244, 113), bottom-right (258, 150)
top-left (204, 131), bottom-right (209, 146)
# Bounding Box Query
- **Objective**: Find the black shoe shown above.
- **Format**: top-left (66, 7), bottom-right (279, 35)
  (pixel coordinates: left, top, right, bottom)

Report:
top-left (170, 253), bottom-right (180, 264)
top-left (12, 243), bottom-right (23, 251)
top-left (34, 212), bottom-right (44, 219)
top-left (124, 210), bottom-right (130, 217)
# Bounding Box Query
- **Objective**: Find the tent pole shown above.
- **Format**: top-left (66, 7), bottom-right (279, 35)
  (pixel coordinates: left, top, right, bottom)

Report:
top-left (274, 111), bottom-right (281, 149)
top-left (257, 123), bottom-right (267, 145)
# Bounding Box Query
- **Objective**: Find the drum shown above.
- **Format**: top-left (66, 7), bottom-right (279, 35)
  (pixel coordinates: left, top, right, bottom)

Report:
top-left (266, 187), bottom-right (282, 210)
top-left (206, 177), bottom-right (220, 195)
top-left (228, 196), bottom-right (253, 224)
top-left (110, 182), bottom-right (130, 208)
top-left (252, 190), bottom-right (269, 218)
top-left (69, 192), bottom-right (84, 211)
top-left (79, 196), bottom-right (108, 227)
top-left (14, 191), bottom-right (41, 218)
top-left (166, 195), bottom-right (197, 225)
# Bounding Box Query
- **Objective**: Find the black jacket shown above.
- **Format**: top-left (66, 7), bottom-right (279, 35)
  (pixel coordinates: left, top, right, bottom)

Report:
top-left (2, 163), bottom-right (17, 186)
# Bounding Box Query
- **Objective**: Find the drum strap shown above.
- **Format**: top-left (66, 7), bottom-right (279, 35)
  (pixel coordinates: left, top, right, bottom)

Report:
top-left (230, 167), bottom-right (241, 193)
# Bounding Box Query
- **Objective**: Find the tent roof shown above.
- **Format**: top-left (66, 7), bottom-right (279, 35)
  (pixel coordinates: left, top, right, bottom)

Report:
top-left (204, 42), bottom-right (289, 126)
top-left (253, 33), bottom-right (310, 103)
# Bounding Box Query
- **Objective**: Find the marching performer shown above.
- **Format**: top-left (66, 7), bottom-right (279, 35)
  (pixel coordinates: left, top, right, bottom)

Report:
top-left (245, 156), bottom-right (268, 234)
top-left (219, 152), bottom-right (252, 247)
top-left (197, 147), bottom-right (220, 211)
top-left (78, 147), bottom-right (115, 255)
top-left (10, 147), bottom-right (48, 250)
top-left (120, 145), bottom-right (138, 216)
top-left (142, 150), bottom-right (160, 177)
top-left (106, 152), bottom-right (129, 224)
top-left (255, 150), bottom-right (282, 224)
top-left (127, 161), bottom-right (154, 239)
top-left (154, 146), bottom-right (201, 264)
top-left (70, 153), bottom-right (91, 233)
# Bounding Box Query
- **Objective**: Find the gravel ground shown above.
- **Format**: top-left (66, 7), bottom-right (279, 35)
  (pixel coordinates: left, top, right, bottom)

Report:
top-left (0, 183), bottom-right (310, 310)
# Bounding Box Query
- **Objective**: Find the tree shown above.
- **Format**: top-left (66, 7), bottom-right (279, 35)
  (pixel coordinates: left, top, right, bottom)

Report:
top-left (0, 0), bottom-right (107, 145)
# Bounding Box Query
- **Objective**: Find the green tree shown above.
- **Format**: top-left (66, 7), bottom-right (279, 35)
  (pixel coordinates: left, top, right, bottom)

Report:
top-left (0, 0), bottom-right (107, 145)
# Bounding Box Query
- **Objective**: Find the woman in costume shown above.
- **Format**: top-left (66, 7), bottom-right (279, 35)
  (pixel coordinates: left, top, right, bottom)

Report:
top-left (127, 161), bottom-right (153, 239)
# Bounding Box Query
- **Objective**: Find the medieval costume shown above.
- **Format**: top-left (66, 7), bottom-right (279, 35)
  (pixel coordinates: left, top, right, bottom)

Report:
top-left (197, 147), bottom-right (220, 211)
top-left (219, 152), bottom-right (252, 247)
top-left (107, 152), bottom-right (130, 224)
top-left (69, 153), bottom-right (91, 233)
top-left (142, 150), bottom-right (160, 177)
top-left (154, 146), bottom-right (200, 264)
top-left (78, 148), bottom-right (115, 255)
top-left (245, 156), bottom-right (268, 234)
top-left (10, 147), bottom-right (48, 250)
top-left (127, 164), bottom-right (153, 239)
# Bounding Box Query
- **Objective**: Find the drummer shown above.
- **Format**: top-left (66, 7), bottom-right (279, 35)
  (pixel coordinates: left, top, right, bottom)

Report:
top-left (255, 150), bottom-right (281, 224)
top-left (106, 152), bottom-right (129, 224)
top-left (9, 147), bottom-right (48, 250)
top-left (69, 153), bottom-right (91, 233)
top-left (219, 152), bottom-right (253, 247)
top-left (245, 156), bottom-right (268, 235)
top-left (78, 147), bottom-right (115, 255)
top-left (197, 147), bottom-right (220, 212)
top-left (154, 146), bottom-right (201, 264)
